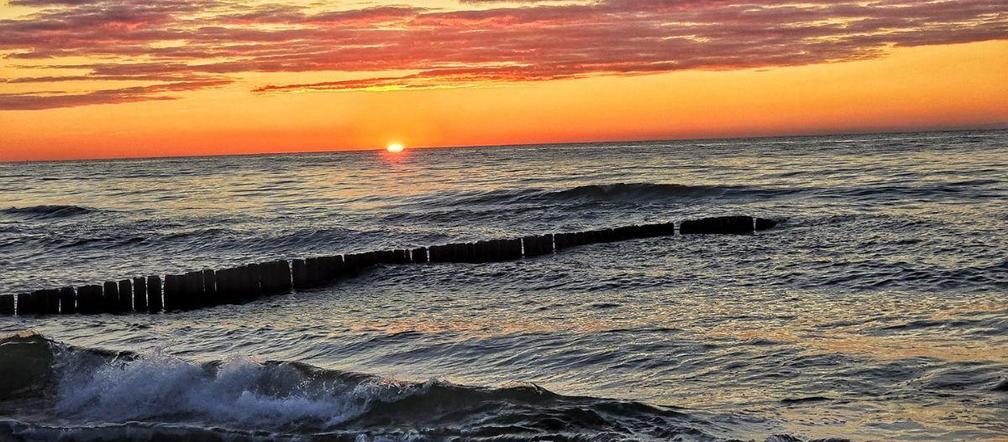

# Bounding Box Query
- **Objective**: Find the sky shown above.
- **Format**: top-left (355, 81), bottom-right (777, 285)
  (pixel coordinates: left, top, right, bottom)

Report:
top-left (0, 0), bottom-right (1007, 161)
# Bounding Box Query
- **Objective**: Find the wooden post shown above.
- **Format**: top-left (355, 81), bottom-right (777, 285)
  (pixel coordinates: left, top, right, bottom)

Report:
top-left (639, 222), bottom-right (675, 238)
top-left (334, 254), bottom-right (349, 277)
top-left (117, 279), bottom-right (133, 312)
top-left (411, 247), bottom-right (427, 263)
top-left (20, 289), bottom-right (55, 315)
top-left (0, 295), bottom-right (13, 315)
top-left (394, 249), bottom-right (410, 264)
top-left (755, 218), bottom-right (778, 231)
top-left (259, 260), bottom-right (291, 296)
top-left (76, 285), bottom-right (103, 314)
top-left (103, 281), bottom-right (120, 313)
top-left (202, 269), bottom-right (217, 305)
top-left (185, 271), bottom-right (207, 309)
top-left (345, 252), bottom-right (377, 271)
top-left (132, 277), bottom-right (148, 312)
top-left (427, 244), bottom-right (449, 263)
top-left (162, 274), bottom-right (184, 311)
top-left (553, 232), bottom-right (576, 250)
top-left (58, 287), bottom-right (76, 314)
top-left (291, 259), bottom-right (309, 290)
top-left (147, 275), bottom-right (163, 313)
top-left (243, 263), bottom-right (263, 300)
top-left (214, 267), bottom-right (239, 302)
top-left (26, 289), bottom-right (60, 315)
top-left (304, 257), bottom-right (323, 287)
top-left (522, 234), bottom-right (553, 257)
top-left (680, 216), bottom-right (755, 234)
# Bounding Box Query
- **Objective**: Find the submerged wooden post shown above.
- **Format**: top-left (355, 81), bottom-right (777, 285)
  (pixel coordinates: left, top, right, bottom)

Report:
top-left (411, 247), bottom-right (427, 263)
top-left (612, 225), bottom-right (640, 241)
top-left (13, 294), bottom-right (30, 315)
top-left (17, 291), bottom-right (37, 315)
top-left (291, 259), bottom-right (309, 291)
top-left (117, 279), bottom-right (133, 312)
top-left (0, 295), bottom-right (13, 315)
top-left (259, 260), bottom-right (291, 296)
top-left (242, 263), bottom-right (263, 300)
top-left (202, 269), bottom-right (217, 305)
top-left (394, 249), bottom-right (410, 264)
top-left (376, 249), bottom-right (409, 264)
top-left (640, 222), bottom-right (676, 238)
top-left (321, 255), bottom-right (346, 282)
top-left (103, 281), bottom-right (120, 313)
top-left (375, 250), bottom-right (394, 264)
top-left (214, 267), bottom-right (239, 302)
top-left (162, 274), bottom-right (184, 311)
top-left (553, 232), bottom-right (578, 250)
top-left (755, 218), bottom-right (779, 231)
top-left (302, 257), bottom-right (323, 287)
top-left (132, 277), bottom-right (147, 312)
top-left (58, 287), bottom-right (76, 314)
top-left (464, 242), bottom-right (479, 262)
top-left (344, 252), bottom-right (377, 271)
top-left (186, 270), bottom-right (207, 309)
top-left (17, 290), bottom-right (50, 315)
top-left (240, 264), bottom-right (259, 299)
top-left (522, 234), bottom-right (553, 257)
top-left (146, 275), bottom-right (163, 313)
top-left (45, 289), bottom-right (61, 315)
top-left (217, 264), bottom-right (260, 302)
top-left (427, 244), bottom-right (449, 263)
top-left (25, 289), bottom-right (59, 315)
top-left (76, 284), bottom-right (103, 314)
top-left (502, 238), bottom-right (522, 260)
top-left (680, 215), bottom-right (755, 235)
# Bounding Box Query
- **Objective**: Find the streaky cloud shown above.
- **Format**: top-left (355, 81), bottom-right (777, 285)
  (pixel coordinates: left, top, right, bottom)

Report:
top-left (1, 0), bottom-right (1006, 108)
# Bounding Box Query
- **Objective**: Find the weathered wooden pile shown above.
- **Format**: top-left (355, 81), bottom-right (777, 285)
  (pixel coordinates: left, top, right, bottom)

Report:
top-left (0, 215), bottom-right (778, 316)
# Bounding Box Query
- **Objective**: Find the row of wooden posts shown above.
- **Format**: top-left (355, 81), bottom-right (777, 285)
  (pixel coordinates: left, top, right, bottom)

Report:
top-left (0, 215), bottom-right (778, 316)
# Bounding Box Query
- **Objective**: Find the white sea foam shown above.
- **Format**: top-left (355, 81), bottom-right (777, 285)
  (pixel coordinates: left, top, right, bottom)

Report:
top-left (53, 350), bottom-right (392, 429)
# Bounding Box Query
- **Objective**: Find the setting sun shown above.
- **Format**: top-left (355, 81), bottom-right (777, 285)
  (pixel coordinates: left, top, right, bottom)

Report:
top-left (386, 143), bottom-right (405, 153)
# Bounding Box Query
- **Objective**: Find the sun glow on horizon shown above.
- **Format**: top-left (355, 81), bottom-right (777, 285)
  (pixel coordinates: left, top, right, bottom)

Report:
top-left (386, 143), bottom-right (405, 153)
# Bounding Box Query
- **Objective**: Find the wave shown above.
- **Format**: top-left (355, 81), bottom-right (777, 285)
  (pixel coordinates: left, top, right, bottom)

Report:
top-left (1, 205), bottom-right (96, 219)
top-left (420, 182), bottom-right (797, 208)
top-left (0, 333), bottom-right (838, 441)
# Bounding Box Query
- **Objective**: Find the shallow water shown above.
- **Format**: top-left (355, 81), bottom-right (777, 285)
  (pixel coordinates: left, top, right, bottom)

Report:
top-left (1, 130), bottom-right (1006, 441)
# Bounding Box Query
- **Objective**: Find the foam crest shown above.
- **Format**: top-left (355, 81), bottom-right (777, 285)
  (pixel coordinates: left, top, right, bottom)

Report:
top-left (54, 351), bottom-right (375, 429)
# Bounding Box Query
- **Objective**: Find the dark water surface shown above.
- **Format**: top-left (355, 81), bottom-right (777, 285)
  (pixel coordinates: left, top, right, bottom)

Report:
top-left (1, 130), bottom-right (1006, 440)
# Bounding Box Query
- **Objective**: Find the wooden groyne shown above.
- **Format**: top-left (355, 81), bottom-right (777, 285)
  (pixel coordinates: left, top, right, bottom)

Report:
top-left (0, 215), bottom-right (779, 317)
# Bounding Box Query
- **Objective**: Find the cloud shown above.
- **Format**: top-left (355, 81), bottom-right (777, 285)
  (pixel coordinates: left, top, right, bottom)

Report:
top-left (1, 0), bottom-right (1006, 109)
top-left (0, 79), bottom-right (231, 110)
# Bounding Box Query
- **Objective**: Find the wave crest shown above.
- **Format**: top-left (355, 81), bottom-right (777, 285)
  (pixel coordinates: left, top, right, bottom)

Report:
top-left (425, 182), bottom-right (792, 208)
top-left (0, 334), bottom-right (733, 440)
top-left (1, 205), bottom-right (96, 219)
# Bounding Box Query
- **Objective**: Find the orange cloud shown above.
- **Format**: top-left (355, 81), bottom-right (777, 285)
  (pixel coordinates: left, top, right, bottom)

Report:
top-left (2, 0), bottom-right (1006, 108)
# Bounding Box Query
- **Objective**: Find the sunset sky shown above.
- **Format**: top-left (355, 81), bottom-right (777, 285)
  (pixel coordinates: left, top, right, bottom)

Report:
top-left (1, 0), bottom-right (1007, 161)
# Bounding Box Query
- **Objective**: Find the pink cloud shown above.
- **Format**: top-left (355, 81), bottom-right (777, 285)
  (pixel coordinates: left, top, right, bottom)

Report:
top-left (1, 0), bottom-right (1006, 109)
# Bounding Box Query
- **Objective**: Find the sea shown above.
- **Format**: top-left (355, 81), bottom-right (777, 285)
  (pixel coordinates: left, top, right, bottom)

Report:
top-left (0, 130), bottom-right (1006, 441)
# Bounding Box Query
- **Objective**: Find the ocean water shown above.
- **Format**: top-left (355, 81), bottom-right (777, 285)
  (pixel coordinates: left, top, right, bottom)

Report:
top-left (0, 130), bottom-right (1006, 441)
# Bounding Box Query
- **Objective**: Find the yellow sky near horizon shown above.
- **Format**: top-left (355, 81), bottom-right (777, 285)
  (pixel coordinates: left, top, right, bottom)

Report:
top-left (2, 40), bottom-right (1006, 162)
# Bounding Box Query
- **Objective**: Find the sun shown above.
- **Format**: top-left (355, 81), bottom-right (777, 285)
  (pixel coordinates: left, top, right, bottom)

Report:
top-left (386, 142), bottom-right (405, 153)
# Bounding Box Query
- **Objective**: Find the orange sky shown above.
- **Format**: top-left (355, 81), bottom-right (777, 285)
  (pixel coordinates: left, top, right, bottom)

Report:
top-left (1, 0), bottom-right (1007, 161)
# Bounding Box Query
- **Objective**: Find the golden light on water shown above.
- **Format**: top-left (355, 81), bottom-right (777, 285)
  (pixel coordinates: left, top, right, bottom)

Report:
top-left (386, 143), bottom-right (405, 153)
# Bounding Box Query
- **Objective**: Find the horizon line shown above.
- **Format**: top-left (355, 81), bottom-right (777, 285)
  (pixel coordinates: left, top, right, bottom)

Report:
top-left (3, 124), bottom-right (1006, 165)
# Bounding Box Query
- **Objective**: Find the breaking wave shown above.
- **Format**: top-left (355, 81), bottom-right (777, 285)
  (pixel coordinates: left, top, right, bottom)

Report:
top-left (0, 333), bottom-right (842, 441)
